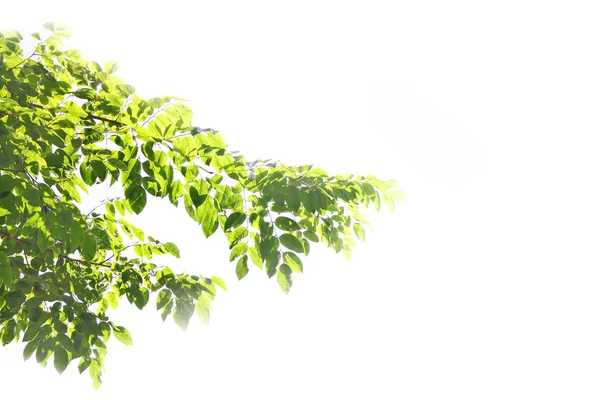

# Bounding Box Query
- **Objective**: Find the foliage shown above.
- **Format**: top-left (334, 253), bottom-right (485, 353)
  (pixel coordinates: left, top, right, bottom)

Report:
top-left (0, 24), bottom-right (405, 387)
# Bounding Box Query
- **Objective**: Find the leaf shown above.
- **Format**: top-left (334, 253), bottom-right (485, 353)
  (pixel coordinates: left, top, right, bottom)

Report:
top-left (0, 319), bottom-right (16, 345)
top-left (382, 192), bottom-right (395, 212)
top-left (265, 252), bottom-right (280, 278)
top-left (164, 242), bottom-right (180, 258)
top-left (78, 358), bottom-right (91, 374)
top-left (201, 203), bottom-right (218, 238)
top-left (104, 60), bottom-right (119, 74)
top-left (303, 230), bottom-right (319, 242)
top-left (174, 301), bottom-right (195, 330)
top-left (106, 292), bottom-right (118, 309)
top-left (248, 247), bottom-right (262, 268)
top-left (23, 341), bottom-right (37, 361)
top-left (125, 183), bottom-right (147, 214)
top-left (0, 174), bottom-right (15, 195)
top-left (0, 252), bottom-right (12, 288)
top-left (53, 347), bottom-right (69, 374)
top-left (236, 255), bottom-right (249, 280)
top-left (156, 289), bottom-right (172, 310)
top-left (90, 359), bottom-right (103, 390)
top-left (224, 212), bottom-right (246, 231)
top-left (81, 232), bottom-right (97, 261)
top-left (277, 264), bottom-right (293, 294)
top-left (283, 252), bottom-right (303, 273)
top-left (390, 190), bottom-right (407, 205)
top-left (195, 296), bottom-right (211, 326)
top-left (279, 233), bottom-right (304, 253)
top-left (112, 325), bottom-right (132, 346)
top-left (211, 276), bottom-right (227, 291)
top-left (275, 216), bottom-right (301, 231)
top-left (229, 242), bottom-right (248, 262)
top-left (353, 224), bottom-right (366, 242)
top-left (73, 88), bottom-right (96, 100)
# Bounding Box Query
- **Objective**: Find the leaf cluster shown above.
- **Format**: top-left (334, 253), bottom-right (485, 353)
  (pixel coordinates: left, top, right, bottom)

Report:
top-left (0, 25), bottom-right (405, 386)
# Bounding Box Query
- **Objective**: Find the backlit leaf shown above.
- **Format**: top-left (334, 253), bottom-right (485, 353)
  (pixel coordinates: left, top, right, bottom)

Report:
top-left (112, 325), bottom-right (132, 346)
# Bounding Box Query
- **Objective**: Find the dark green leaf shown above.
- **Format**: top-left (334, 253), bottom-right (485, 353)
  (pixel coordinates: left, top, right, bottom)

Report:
top-left (156, 289), bottom-right (172, 310)
top-left (224, 212), bottom-right (246, 231)
top-left (0, 252), bottom-right (12, 288)
top-left (303, 230), bottom-right (319, 242)
top-left (23, 341), bottom-right (37, 361)
top-left (125, 183), bottom-right (147, 214)
top-left (53, 347), bottom-right (69, 374)
top-left (81, 232), bottom-right (96, 261)
top-left (275, 216), bottom-right (301, 231)
top-left (78, 357), bottom-right (91, 374)
top-left (279, 233), bottom-right (304, 253)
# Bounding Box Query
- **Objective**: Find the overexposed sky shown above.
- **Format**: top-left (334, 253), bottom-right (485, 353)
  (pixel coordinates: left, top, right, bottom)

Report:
top-left (2, 1), bottom-right (600, 398)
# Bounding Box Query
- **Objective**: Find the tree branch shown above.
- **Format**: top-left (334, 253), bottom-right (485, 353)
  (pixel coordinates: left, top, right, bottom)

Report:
top-left (27, 102), bottom-right (126, 126)
top-left (0, 231), bottom-right (113, 268)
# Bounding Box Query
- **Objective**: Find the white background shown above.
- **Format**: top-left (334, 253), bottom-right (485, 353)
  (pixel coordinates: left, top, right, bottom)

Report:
top-left (1, 1), bottom-right (600, 398)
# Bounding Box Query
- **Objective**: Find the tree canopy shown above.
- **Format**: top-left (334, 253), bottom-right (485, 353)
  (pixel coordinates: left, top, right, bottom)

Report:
top-left (0, 24), bottom-right (405, 387)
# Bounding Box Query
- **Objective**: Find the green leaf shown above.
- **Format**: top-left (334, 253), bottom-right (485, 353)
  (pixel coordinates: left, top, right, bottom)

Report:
top-left (81, 232), bottom-right (97, 261)
top-left (236, 255), bottom-right (249, 280)
top-left (104, 60), bottom-right (119, 74)
top-left (277, 264), bottom-right (293, 294)
top-left (224, 212), bottom-right (246, 231)
top-left (303, 230), bottom-right (319, 242)
top-left (279, 233), bottom-right (304, 253)
top-left (23, 341), bottom-right (37, 361)
top-left (156, 289), bottom-right (172, 310)
top-left (265, 252), bottom-right (280, 278)
top-left (275, 216), bottom-right (301, 231)
top-left (112, 325), bottom-right (132, 346)
top-left (173, 301), bottom-right (194, 330)
top-left (229, 242), bottom-right (248, 262)
top-left (164, 242), bottom-right (180, 258)
top-left (106, 292), bottom-right (118, 309)
top-left (382, 192), bottom-right (395, 212)
top-left (73, 88), bottom-right (96, 100)
top-left (0, 252), bottom-right (12, 288)
top-left (53, 346), bottom-right (69, 374)
top-left (89, 359), bottom-right (103, 390)
top-left (195, 296), bottom-right (211, 326)
top-left (390, 190), bottom-right (407, 205)
top-left (125, 183), bottom-right (147, 214)
top-left (353, 224), bottom-right (365, 242)
top-left (200, 202), bottom-right (218, 238)
top-left (283, 252), bottom-right (303, 273)
top-left (0, 319), bottom-right (16, 345)
top-left (0, 174), bottom-right (15, 195)
top-left (248, 246), bottom-right (262, 268)
top-left (210, 276), bottom-right (227, 291)
top-left (78, 357), bottom-right (91, 374)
